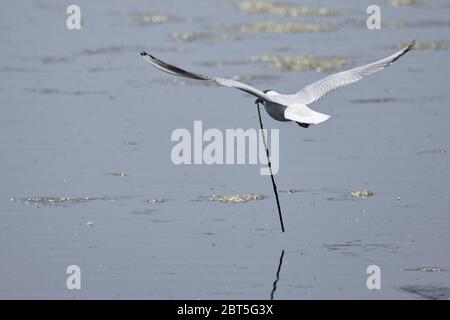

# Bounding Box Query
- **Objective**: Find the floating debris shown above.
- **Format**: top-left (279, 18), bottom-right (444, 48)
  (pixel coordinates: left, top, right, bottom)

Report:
top-left (11, 196), bottom-right (94, 207)
top-left (169, 31), bottom-right (240, 42)
top-left (388, 0), bottom-right (419, 7)
top-left (85, 221), bottom-right (94, 228)
top-left (397, 41), bottom-right (448, 51)
top-left (11, 195), bottom-right (132, 207)
top-left (404, 267), bottom-right (443, 272)
top-left (280, 188), bottom-right (301, 194)
top-left (349, 189), bottom-right (374, 199)
top-left (147, 198), bottom-right (166, 204)
top-left (106, 172), bottom-right (129, 177)
top-left (417, 149), bottom-right (446, 155)
top-left (242, 21), bottom-right (336, 33)
top-left (233, 1), bottom-right (344, 17)
top-left (251, 55), bottom-right (351, 72)
top-left (207, 194), bottom-right (265, 203)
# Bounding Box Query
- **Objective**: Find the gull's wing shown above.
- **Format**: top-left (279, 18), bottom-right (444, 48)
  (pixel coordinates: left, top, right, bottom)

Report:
top-left (140, 51), bottom-right (278, 103)
top-left (292, 41), bottom-right (415, 105)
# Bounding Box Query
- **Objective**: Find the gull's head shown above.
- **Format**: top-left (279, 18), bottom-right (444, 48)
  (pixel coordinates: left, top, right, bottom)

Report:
top-left (255, 89), bottom-right (276, 105)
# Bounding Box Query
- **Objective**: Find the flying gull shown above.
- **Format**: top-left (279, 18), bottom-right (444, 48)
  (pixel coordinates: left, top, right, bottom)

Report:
top-left (140, 41), bottom-right (415, 128)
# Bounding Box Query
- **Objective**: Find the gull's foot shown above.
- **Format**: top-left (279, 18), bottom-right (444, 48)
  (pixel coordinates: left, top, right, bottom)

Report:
top-left (296, 122), bottom-right (310, 128)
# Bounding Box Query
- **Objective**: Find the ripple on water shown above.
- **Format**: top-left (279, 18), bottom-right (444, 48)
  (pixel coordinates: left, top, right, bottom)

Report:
top-left (401, 286), bottom-right (450, 300)
top-left (350, 97), bottom-right (405, 104)
top-left (417, 149), bottom-right (446, 156)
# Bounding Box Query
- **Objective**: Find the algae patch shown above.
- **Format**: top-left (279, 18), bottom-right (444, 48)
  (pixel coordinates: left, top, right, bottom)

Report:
top-left (242, 21), bottom-right (336, 33)
top-left (11, 196), bottom-right (94, 207)
top-left (251, 55), bottom-right (351, 72)
top-left (404, 267), bottom-right (443, 272)
top-left (388, 0), bottom-right (419, 7)
top-left (169, 31), bottom-right (240, 42)
top-left (146, 197), bottom-right (167, 204)
top-left (207, 194), bottom-right (265, 203)
top-left (11, 195), bottom-right (132, 207)
top-left (233, 1), bottom-right (345, 17)
top-left (349, 189), bottom-right (374, 199)
top-left (397, 41), bottom-right (448, 51)
top-left (106, 172), bottom-right (129, 177)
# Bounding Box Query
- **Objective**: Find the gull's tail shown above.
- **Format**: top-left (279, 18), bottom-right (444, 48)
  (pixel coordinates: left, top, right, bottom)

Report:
top-left (284, 104), bottom-right (331, 125)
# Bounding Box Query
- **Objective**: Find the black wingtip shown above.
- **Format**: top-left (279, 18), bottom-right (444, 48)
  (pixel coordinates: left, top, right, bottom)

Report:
top-left (404, 40), bottom-right (416, 53)
top-left (140, 51), bottom-right (146, 56)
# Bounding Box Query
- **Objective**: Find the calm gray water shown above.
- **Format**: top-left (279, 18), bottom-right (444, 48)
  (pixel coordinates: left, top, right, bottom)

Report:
top-left (1, 0), bottom-right (449, 299)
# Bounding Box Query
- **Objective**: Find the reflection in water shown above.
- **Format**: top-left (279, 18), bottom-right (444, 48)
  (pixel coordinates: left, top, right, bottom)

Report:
top-left (270, 250), bottom-right (285, 300)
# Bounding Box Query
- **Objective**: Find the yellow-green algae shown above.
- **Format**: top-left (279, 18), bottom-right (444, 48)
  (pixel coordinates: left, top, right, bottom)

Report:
top-left (349, 189), bottom-right (374, 199)
top-left (388, 0), bottom-right (419, 7)
top-left (208, 194), bottom-right (265, 203)
top-left (397, 41), bottom-right (448, 51)
top-left (211, 21), bottom-right (336, 33)
top-left (147, 197), bottom-right (166, 204)
top-left (170, 31), bottom-right (240, 42)
top-left (242, 21), bottom-right (336, 33)
top-left (251, 55), bottom-right (352, 72)
top-left (12, 196), bottom-right (93, 206)
top-left (234, 1), bottom-right (345, 17)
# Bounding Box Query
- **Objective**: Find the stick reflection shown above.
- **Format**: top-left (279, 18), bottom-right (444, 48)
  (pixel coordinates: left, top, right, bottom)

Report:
top-left (270, 249), bottom-right (285, 300)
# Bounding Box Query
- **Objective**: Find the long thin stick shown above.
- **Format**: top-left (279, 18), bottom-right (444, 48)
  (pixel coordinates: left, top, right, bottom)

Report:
top-left (256, 102), bottom-right (285, 233)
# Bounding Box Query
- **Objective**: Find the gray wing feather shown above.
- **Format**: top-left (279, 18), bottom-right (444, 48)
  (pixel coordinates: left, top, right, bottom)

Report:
top-left (293, 41), bottom-right (415, 105)
top-left (140, 51), bottom-right (277, 103)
